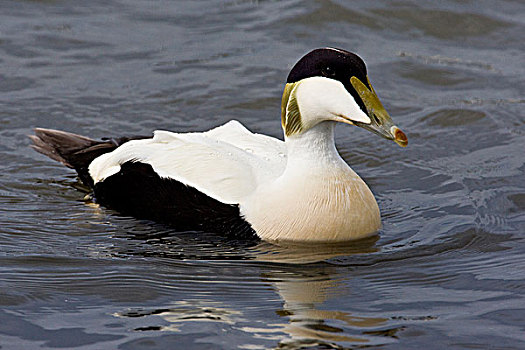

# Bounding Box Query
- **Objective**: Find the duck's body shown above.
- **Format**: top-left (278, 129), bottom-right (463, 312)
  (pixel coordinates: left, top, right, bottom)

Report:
top-left (241, 121), bottom-right (380, 241)
top-left (31, 48), bottom-right (406, 242)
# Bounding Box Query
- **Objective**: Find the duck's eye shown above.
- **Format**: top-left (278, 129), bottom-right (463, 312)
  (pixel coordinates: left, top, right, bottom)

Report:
top-left (322, 66), bottom-right (336, 77)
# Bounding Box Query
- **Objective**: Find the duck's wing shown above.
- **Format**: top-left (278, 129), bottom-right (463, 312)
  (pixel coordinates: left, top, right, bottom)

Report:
top-left (89, 120), bottom-right (286, 205)
top-left (204, 120), bottom-right (285, 161)
top-left (202, 120), bottom-right (287, 182)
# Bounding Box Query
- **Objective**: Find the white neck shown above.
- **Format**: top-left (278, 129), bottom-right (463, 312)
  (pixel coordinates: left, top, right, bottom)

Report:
top-left (284, 121), bottom-right (346, 171)
top-left (242, 121), bottom-right (381, 242)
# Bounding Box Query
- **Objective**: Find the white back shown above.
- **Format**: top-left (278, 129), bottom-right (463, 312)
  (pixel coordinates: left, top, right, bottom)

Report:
top-left (89, 121), bottom-right (287, 204)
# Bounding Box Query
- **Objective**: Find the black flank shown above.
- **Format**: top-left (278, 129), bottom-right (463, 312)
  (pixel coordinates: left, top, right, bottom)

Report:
top-left (94, 161), bottom-right (257, 239)
top-left (30, 128), bottom-right (256, 238)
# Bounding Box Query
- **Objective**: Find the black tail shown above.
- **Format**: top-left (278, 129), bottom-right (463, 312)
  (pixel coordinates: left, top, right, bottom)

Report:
top-left (29, 128), bottom-right (149, 187)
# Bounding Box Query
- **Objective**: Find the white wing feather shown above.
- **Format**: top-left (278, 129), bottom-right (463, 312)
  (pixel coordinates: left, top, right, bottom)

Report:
top-left (88, 121), bottom-right (287, 204)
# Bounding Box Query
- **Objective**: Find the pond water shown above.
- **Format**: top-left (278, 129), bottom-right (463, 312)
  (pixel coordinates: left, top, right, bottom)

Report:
top-left (1, 0), bottom-right (524, 349)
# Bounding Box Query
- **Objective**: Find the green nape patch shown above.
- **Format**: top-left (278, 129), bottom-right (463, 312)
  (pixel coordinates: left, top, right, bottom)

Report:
top-left (281, 82), bottom-right (303, 137)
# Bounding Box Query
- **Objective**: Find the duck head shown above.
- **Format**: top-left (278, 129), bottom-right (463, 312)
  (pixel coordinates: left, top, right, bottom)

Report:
top-left (281, 48), bottom-right (407, 147)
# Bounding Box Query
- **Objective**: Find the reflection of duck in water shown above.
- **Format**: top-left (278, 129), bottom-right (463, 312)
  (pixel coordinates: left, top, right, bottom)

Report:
top-left (112, 258), bottom-right (395, 348)
top-left (254, 241), bottom-right (393, 347)
top-left (31, 48), bottom-right (406, 242)
top-left (106, 226), bottom-right (394, 346)
top-left (253, 236), bottom-right (379, 264)
top-left (271, 266), bottom-right (390, 347)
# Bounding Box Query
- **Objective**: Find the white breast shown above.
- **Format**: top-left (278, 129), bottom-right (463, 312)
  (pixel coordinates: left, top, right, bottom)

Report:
top-left (241, 165), bottom-right (381, 242)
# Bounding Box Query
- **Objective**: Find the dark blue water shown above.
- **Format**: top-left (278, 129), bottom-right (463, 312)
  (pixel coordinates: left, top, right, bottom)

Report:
top-left (1, 1), bottom-right (524, 349)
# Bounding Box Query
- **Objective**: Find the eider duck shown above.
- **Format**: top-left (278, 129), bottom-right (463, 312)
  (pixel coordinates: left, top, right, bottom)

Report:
top-left (30, 48), bottom-right (407, 243)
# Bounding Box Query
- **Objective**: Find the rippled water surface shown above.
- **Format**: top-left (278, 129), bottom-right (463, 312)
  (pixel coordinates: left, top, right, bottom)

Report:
top-left (1, 1), bottom-right (524, 349)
